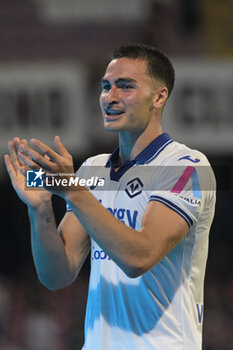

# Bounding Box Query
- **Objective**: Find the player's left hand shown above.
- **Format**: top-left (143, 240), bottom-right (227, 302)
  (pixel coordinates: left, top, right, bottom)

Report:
top-left (18, 136), bottom-right (75, 197)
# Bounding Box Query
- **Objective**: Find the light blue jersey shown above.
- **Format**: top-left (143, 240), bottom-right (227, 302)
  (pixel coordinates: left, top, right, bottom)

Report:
top-left (68, 133), bottom-right (216, 350)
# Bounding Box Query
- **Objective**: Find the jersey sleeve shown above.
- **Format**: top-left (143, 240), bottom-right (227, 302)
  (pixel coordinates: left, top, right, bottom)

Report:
top-left (149, 157), bottom-right (215, 228)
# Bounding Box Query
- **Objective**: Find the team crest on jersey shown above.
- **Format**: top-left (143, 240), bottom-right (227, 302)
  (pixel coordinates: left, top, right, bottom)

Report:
top-left (125, 177), bottom-right (143, 198)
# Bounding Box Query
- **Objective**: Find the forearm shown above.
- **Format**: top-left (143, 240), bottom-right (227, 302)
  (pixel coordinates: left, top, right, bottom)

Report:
top-left (28, 200), bottom-right (76, 290)
top-left (15, 136), bottom-right (188, 279)
top-left (65, 189), bottom-right (148, 277)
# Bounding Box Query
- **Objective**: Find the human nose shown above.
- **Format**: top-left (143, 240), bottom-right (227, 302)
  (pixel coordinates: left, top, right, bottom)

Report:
top-left (106, 86), bottom-right (119, 104)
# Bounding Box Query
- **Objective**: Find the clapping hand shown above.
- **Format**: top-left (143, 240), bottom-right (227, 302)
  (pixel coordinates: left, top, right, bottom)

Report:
top-left (4, 136), bottom-right (74, 206)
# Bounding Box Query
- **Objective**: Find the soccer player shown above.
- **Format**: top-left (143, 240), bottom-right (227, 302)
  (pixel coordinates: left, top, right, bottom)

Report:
top-left (5, 44), bottom-right (216, 350)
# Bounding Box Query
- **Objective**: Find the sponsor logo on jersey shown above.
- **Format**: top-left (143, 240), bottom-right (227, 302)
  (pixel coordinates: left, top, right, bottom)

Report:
top-left (93, 203), bottom-right (139, 263)
top-left (196, 304), bottom-right (204, 323)
top-left (179, 196), bottom-right (201, 206)
top-left (178, 155), bottom-right (200, 163)
top-left (92, 245), bottom-right (111, 261)
top-left (125, 177), bottom-right (143, 198)
top-left (107, 207), bottom-right (138, 229)
top-left (26, 168), bottom-right (45, 187)
top-left (99, 200), bottom-right (138, 229)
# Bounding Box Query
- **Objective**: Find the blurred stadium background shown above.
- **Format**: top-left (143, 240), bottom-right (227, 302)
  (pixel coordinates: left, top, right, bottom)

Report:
top-left (0, 0), bottom-right (232, 349)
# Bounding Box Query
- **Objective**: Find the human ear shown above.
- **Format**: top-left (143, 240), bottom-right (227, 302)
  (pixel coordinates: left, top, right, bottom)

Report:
top-left (153, 87), bottom-right (168, 109)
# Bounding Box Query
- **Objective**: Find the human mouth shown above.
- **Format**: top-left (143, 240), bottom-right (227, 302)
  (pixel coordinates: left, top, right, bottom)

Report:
top-left (105, 108), bottom-right (125, 117)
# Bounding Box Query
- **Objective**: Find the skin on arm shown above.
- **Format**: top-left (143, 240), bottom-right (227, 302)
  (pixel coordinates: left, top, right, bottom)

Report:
top-left (57, 212), bottom-right (91, 283)
top-left (65, 190), bottom-right (189, 278)
top-left (29, 205), bottom-right (90, 291)
top-left (4, 137), bottom-right (90, 291)
top-left (18, 137), bottom-right (189, 279)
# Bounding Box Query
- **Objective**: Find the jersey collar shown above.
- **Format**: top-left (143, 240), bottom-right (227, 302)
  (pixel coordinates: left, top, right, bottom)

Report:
top-left (106, 133), bottom-right (173, 167)
top-left (105, 133), bottom-right (173, 181)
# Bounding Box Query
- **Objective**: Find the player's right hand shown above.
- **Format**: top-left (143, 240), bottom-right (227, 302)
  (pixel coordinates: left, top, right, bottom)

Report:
top-left (4, 137), bottom-right (52, 208)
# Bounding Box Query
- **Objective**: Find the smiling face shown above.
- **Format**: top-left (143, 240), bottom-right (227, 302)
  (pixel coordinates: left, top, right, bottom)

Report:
top-left (99, 58), bottom-right (161, 133)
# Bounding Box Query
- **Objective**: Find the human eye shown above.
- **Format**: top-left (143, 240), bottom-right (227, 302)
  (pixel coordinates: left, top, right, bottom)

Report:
top-left (122, 84), bottom-right (133, 90)
top-left (101, 81), bottom-right (111, 91)
top-left (118, 83), bottom-right (134, 90)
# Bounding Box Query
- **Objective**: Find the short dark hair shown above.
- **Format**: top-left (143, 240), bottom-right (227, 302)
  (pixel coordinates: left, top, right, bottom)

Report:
top-left (111, 44), bottom-right (175, 97)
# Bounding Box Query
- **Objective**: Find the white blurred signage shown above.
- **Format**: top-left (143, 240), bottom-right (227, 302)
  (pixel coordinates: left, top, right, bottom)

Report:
top-left (35, 0), bottom-right (149, 23)
top-left (1, 58), bottom-right (232, 174)
top-left (0, 63), bottom-right (88, 159)
top-left (164, 60), bottom-right (233, 154)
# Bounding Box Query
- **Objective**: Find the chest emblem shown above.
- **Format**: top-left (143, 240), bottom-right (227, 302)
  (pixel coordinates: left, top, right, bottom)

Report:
top-left (125, 177), bottom-right (143, 198)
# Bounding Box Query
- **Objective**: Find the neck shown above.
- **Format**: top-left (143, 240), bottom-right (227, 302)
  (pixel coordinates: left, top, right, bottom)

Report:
top-left (119, 123), bottom-right (163, 164)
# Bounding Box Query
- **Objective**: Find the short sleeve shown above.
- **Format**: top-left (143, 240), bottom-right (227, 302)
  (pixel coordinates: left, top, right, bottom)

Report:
top-left (149, 161), bottom-right (215, 228)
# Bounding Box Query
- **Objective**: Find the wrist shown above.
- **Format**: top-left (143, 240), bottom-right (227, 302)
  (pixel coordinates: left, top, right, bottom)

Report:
top-left (28, 197), bottom-right (52, 213)
top-left (64, 185), bottom-right (88, 207)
